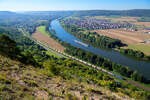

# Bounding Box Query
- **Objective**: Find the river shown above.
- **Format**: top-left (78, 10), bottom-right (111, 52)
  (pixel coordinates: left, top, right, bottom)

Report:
top-left (50, 19), bottom-right (150, 79)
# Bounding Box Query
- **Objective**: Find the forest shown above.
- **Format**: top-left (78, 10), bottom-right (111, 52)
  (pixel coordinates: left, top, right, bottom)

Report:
top-left (0, 27), bottom-right (58, 67)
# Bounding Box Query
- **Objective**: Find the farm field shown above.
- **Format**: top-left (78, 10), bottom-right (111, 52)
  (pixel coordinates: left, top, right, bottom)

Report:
top-left (93, 29), bottom-right (150, 55)
top-left (94, 16), bottom-right (138, 22)
top-left (134, 22), bottom-right (150, 27)
top-left (94, 16), bottom-right (150, 27)
top-left (32, 26), bottom-right (65, 52)
top-left (93, 29), bottom-right (150, 44)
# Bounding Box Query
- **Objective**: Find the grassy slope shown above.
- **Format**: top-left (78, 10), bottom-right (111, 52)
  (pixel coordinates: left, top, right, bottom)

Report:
top-left (0, 55), bottom-right (132, 100)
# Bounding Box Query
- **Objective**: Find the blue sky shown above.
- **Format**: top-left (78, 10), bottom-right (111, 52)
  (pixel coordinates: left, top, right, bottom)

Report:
top-left (0, 0), bottom-right (150, 11)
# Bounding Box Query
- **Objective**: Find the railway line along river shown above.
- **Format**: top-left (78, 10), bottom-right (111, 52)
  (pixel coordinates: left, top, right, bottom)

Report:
top-left (50, 19), bottom-right (150, 79)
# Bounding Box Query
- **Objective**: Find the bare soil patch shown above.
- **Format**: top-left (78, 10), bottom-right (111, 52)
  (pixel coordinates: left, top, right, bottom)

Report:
top-left (32, 28), bottom-right (65, 52)
top-left (93, 29), bottom-right (150, 45)
top-left (134, 22), bottom-right (150, 27)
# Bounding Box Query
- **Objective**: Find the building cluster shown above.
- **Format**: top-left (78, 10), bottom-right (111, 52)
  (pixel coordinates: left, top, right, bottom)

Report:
top-left (64, 18), bottom-right (133, 30)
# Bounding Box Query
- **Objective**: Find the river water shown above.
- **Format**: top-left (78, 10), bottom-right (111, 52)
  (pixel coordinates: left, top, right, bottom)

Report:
top-left (50, 19), bottom-right (150, 79)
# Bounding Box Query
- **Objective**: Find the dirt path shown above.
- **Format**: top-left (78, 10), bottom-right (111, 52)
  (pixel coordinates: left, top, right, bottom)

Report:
top-left (32, 28), bottom-right (65, 52)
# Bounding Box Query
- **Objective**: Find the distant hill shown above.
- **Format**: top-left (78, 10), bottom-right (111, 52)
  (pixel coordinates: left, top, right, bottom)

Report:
top-left (1, 9), bottom-right (150, 18)
top-left (0, 11), bottom-right (17, 16)
top-left (0, 11), bottom-right (22, 21)
top-left (19, 11), bottom-right (75, 18)
top-left (74, 9), bottom-right (150, 17)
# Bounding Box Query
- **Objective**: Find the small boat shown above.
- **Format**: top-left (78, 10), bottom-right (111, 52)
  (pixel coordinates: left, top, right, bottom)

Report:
top-left (74, 40), bottom-right (89, 47)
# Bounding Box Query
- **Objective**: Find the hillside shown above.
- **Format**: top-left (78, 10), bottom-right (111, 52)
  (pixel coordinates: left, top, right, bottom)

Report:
top-left (1, 31), bottom-right (150, 100)
top-left (74, 9), bottom-right (150, 17)
top-left (0, 34), bottom-right (133, 100)
top-left (0, 54), bottom-right (134, 100)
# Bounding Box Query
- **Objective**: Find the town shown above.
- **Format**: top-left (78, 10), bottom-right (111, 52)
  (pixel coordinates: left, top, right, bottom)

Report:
top-left (63, 17), bottom-right (133, 30)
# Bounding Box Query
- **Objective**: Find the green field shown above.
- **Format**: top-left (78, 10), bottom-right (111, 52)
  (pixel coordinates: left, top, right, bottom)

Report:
top-left (37, 26), bottom-right (49, 37)
top-left (128, 44), bottom-right (150, 55)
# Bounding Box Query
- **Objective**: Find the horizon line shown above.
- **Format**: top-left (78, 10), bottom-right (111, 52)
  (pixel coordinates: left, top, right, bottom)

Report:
top-left (1, 8), bottom-right (150, 12)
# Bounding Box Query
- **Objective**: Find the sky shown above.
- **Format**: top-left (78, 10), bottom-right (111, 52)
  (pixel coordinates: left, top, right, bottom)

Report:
top-left (0, 0), bottom-right (150, 11)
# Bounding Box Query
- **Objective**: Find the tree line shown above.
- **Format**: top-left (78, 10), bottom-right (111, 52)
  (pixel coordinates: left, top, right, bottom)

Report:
top-left (74, 9), bottom-right (150, 17)
top-left (120, 48), bottom-right (150, 61)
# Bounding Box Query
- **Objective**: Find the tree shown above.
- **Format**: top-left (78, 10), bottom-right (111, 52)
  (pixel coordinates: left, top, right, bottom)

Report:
top-left (0, 34), bottom-right (21, 59)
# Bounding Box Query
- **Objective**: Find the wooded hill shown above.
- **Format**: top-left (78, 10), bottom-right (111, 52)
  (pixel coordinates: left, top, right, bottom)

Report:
top-left (74, 9), bottom-right (150, 17)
